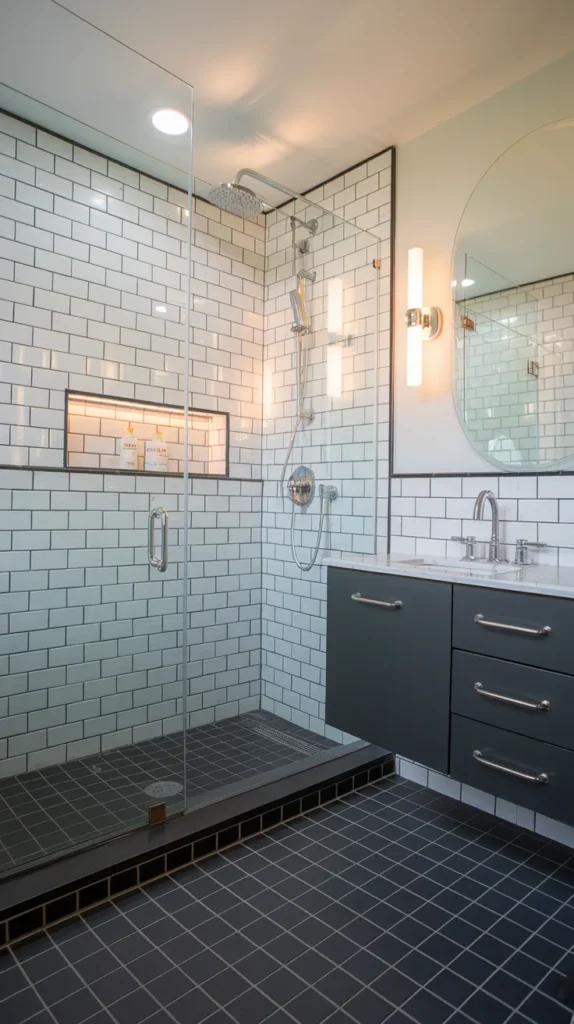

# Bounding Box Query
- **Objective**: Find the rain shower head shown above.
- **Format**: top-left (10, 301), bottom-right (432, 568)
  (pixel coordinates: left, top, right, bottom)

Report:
top-left (208, 168), bottom-right (319, 221)
top-left (207, 181), bottom-right (263, 219)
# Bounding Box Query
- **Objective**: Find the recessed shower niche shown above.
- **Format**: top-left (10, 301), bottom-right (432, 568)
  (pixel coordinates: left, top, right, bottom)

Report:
top-left (65, 391), bottom-right (229, 476)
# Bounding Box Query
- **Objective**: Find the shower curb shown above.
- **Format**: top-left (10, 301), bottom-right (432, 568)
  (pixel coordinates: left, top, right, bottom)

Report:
top-left (0, 746), bottom-right (394, 948)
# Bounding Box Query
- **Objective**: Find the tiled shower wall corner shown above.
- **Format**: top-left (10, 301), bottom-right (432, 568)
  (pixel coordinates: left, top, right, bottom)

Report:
top-left (0, 111), bottom-right (264, 771)
top-left (260, 150), bottom-right (393, 736)
top-left (390, 472), bottom-right (574, 848)
top-left (0, 470), bottom-right (262, 777)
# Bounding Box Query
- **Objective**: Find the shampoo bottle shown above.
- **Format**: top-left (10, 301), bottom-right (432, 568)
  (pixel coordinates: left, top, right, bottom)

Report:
top-left (145, 430), bottom-right (168, 472)
top-left (119, 423), bottom-right (138, 470)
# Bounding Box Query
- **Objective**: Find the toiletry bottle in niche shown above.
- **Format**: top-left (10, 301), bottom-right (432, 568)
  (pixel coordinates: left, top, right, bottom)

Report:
top-left (119, 423), bottom-right (138, 470)
top-left (145, 430), bottom-right (168, 472)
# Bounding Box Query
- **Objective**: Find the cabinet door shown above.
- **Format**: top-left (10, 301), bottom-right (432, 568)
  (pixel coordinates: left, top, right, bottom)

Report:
top-left (326, 568), bottom-right (452, 772)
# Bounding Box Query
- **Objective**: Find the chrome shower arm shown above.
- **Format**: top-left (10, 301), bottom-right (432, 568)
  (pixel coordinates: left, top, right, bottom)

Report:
top-left (234, 168), bottom-right (309, 206)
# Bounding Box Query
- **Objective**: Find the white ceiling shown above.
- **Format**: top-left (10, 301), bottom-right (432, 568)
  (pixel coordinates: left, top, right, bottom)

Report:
top-left (54, 0), bottom-right (574, 198)
top-left (1, 0), bottom-right (193, 190)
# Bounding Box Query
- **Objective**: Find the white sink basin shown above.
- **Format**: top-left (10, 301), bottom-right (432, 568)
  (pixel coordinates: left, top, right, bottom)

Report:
top-left (395, 557), bottom-right (521, 577)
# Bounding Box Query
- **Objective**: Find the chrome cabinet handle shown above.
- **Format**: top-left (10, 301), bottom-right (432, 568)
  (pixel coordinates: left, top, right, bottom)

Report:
top-left (351, 592), bottom-right (402, 610)
top-left (474, 613), bottom-right (551, 637)
top-left (148, 507), bottom-right (168, 573)
top-left (474, 681), bottom-right (550, 712)
top-left (473, 749), bottom-right (548, 785)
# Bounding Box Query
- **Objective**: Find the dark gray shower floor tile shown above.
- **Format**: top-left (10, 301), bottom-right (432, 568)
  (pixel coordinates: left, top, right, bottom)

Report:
top-left (0, 711), bottom-right (337, 875)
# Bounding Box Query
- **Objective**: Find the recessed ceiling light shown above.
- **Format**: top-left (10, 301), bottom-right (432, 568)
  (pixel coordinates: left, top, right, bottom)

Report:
top-left (461, 278), bottom-right (475, 287)
top-left (151, 109), bottom-right (189, 135)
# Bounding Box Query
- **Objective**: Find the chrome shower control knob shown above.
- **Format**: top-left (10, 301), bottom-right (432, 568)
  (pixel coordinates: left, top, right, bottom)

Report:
top-left (287, 466), bottom-right (315, 505)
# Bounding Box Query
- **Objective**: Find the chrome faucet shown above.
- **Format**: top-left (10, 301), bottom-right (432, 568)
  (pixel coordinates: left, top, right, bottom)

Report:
top-left (473, 489), bottom-right (504, 562)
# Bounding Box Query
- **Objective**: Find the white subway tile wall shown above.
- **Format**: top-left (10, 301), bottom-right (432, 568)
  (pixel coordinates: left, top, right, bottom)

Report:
top-left (0, 113), bottom-right (264, 770)
top-left (0, 111), bottom-right (264, 478)
top-left (0, 470), bottom-right (262, 777)
top-left (390, 472), bottom-right (574, 563)
top-left (456, 272), bottom-right (574, 465)
top-left (260, 153), bottom-right (393, 737)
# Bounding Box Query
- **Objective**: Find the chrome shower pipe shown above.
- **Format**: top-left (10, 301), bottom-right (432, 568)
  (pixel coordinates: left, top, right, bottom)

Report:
top-left (233, 170), bottom-right (318, 230)
top-left (234, 168), bottom-right (311, 206)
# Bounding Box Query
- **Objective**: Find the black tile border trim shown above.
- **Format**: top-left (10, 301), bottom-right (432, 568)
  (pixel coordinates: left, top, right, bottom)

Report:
top-left (0, 465), bottom-right (263, 485)
top-left (0, 746), bottom-right (394, 948)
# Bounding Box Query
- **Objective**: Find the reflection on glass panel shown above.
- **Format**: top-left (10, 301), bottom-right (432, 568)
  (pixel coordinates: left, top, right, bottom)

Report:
top-left (453, 120), bottom-right (574, 470)
top-left (0, 0), bottom-right (193, 876)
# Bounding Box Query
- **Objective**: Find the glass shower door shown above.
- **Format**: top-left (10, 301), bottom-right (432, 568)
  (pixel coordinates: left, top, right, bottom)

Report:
top-left (0, 0), bottom-right (193, 875)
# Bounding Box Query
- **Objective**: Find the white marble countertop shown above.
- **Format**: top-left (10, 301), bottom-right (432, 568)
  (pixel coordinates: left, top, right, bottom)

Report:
top-left (324, 553), bottom-right (574, 600)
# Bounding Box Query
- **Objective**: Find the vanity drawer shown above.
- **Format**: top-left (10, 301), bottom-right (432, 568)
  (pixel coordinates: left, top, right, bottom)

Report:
top-left (453, 584), bottom-right (574, 674)
top-left (450, 714), bottom-right (574, 824)
top-left (452, 651), bottom-right (574, 750)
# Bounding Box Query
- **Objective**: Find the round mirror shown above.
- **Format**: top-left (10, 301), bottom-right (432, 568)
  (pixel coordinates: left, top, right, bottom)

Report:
top-left (453, 119), bottom-right (574, 470)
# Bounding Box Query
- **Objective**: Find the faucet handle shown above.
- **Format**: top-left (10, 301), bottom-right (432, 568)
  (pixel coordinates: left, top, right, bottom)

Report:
top-left (514, 538), bottom-right (548, 565)
top-left (451, 535), bottom-right (476, 561)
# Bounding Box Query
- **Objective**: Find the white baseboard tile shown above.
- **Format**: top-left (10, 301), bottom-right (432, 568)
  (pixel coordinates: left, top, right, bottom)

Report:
top-left (396, 757), bottom-right (429, 786)
top-left (460, 783), bottom-right (496, 814)
top-left (495, 798), bottom-right (535, 830)
top-left (535, 812), bottom-right (574, 849)
top-left (396, 757), bottom-right (574, 849)
top-left (427, 769), bottom-right (462, 801)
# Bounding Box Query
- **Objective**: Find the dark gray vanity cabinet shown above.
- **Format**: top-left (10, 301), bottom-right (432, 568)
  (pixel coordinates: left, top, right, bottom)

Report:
top-left (450, 583), bottom-right (574, 823)
top-left (326, 567), bottom-right (574, 828)
top-left (325, 568), bottom-right (452, 772)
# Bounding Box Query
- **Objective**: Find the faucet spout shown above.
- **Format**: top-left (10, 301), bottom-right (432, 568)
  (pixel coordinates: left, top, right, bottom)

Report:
top-left (473, 489), bottom-right (504, 563)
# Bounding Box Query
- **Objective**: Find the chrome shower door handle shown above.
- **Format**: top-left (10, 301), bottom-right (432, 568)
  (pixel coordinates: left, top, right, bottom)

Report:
top-left (148, 507), bottom-right (168, 573)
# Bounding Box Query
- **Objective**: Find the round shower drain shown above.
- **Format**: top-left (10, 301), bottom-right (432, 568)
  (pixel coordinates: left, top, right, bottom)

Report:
top-left (144, 780), bottom-right (183, 799)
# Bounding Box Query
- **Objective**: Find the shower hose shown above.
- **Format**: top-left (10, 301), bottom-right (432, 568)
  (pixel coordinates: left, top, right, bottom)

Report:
top-left (290, 484), bottom-right (335, 572)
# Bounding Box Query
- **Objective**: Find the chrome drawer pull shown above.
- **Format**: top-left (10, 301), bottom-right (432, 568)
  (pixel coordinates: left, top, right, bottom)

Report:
top-left (473, 749), bottom-right (548, 785)
top-left (351, 592), bottom-right (402, 610)
top-left (474, 681), bottom-right (551, 712)
top-left (474, 613), bottom-right (551, 637)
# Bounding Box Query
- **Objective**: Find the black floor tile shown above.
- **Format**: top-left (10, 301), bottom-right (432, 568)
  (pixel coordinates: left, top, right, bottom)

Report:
top-left (402, 989), bottom-right (453, 1023)
top-left (286, 987), bottom-right (334, 1024)
top-left (6, 776), bottom-right (574, 1024)
top-left (226, 987), bottom-right (276, 1024)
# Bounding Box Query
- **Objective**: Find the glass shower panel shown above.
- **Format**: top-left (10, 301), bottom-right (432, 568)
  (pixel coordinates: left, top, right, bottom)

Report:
top-left (0, 0), bottom-right (193, 876)
top-left (177, 186), bottom-right (384, 815)
top-left (262, 196), bottom-right (383, 754)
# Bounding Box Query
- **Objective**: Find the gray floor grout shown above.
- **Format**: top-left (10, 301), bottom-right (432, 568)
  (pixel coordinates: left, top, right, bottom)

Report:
top-left (3, 777), bottom-right (574, 1024)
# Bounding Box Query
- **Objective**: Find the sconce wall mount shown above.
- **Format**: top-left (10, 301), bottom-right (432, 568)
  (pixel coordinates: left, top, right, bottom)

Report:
top-left (404, 305), bottom-right (442, 341)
